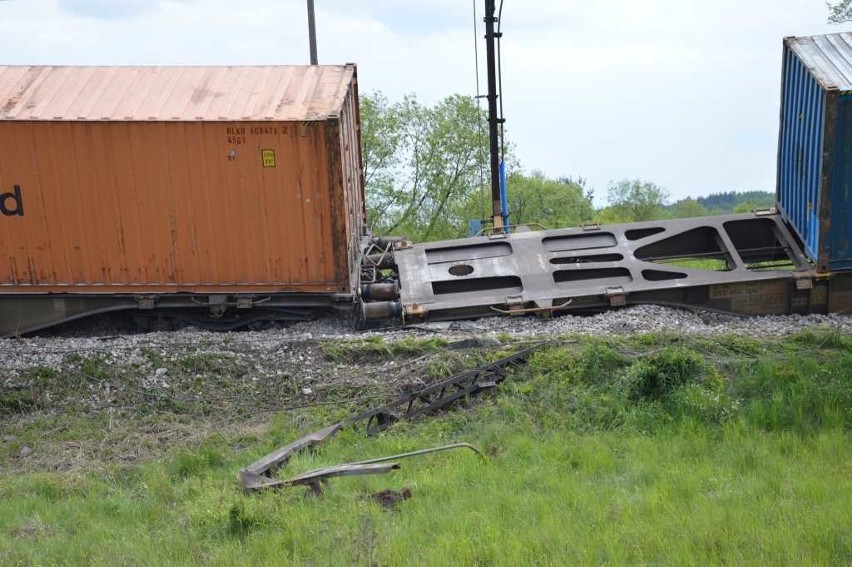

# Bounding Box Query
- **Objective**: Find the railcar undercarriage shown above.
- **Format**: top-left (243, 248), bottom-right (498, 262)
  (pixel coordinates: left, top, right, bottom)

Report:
top-left (0, 292), bottom-right (354, 337)
top-left (4, 211), bottom-right (852, 337)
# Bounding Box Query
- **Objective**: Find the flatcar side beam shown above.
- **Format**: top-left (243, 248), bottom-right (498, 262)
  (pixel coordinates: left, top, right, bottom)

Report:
top-left (389, 211), bottom-right (850, 322)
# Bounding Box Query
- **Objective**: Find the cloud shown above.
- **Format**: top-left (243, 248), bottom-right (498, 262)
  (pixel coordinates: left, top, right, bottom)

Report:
top-left (324, 0), bottom-right (466, 35)
top-left (0, 0), bottom-right (848, 202)
top-left (57, 0), bottom-right (160, 20)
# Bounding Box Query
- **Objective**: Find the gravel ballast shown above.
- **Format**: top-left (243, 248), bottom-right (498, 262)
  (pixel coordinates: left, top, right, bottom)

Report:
top-left (3, 305), bottom-right (851, 373)
top-left (2, 305), bottom-right (850, 473)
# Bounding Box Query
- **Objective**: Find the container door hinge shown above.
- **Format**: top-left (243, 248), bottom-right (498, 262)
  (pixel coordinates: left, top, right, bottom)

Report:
top-left (605, 287), bottom-right (627, 307)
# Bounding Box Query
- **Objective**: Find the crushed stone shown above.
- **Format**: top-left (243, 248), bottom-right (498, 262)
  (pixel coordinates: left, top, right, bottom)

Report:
top-left (2, 305), bottom-right (850, 375)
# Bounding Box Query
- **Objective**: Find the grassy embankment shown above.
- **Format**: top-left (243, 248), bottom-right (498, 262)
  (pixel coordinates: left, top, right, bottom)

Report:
top-left (1, 330), bottom-right (851, 565)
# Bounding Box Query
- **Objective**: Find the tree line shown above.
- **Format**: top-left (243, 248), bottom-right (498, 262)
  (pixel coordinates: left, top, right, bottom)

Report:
top-left (361, 92), bottom-right (774, 241)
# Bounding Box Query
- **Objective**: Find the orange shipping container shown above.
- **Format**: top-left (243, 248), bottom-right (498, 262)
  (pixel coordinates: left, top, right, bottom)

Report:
top-left (0, 65), bottom-right (367, 334)
top-left (0, 65), bottom-right (365, 295)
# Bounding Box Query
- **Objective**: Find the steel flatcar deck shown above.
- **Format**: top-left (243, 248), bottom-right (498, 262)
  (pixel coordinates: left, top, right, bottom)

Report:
top-left (359, 211), bottom-right (852, 325)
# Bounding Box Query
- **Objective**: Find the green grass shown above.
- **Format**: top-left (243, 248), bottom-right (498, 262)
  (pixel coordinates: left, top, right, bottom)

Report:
top-left (655, 257), bottom-right (796, 272)
top-left (657, 257), bottom-right (731, 271)
top-left (321, 336), bottom-right (449, 362)
top-left (1, 330), bottom-right (851, 565)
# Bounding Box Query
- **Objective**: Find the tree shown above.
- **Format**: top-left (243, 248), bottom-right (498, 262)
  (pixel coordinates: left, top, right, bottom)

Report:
top-left (693, 190), bottom-right (774, 214)
top-left (670, 198), bottom-right (709, 219)
top-left (604, 179), bottom-right (669, 222)
top-left (733, 201), bottom-right (760, 214)
top-left (360, 92), bottom-right (406, 231)
top-left (827, 0), bottom-right (852, 23)
top-left (360, 92), bottom-right (492, 241)
top-left (506, 171), bottom-right (593, 229)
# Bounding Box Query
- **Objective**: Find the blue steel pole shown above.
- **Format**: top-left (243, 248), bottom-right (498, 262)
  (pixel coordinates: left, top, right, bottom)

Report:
top-left (499, 160), bottom-right (509, 233)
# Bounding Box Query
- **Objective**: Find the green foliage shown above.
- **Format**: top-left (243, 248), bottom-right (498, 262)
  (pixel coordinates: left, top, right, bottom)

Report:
top-left (598, 189), bottom-right (775, 223)
top-left (174, 353), bottom-right (223, 375)
top-left (141, 347), bottom-right (166, 368)
top-left (792, 327), bottom-right (852, 350)
top-left (363, 92), bottom-right (596, 238)
top-left (168, 445), bottom-right (225, 479)
top-left (508, 341), bottom-right (737, 433)
top-left (525, 339), bottom-right (626, 387)
top-left (75, 355), bottom-right (112, 382)
top-left (667, 384), bottom-right (736, 424)
top-left (0, 389), bottom-right (37, 413)
top-left (512, 336), bottom-right (850, 434)
top-left (669, 197), bottom-right (709, 218)
top-left (603, 179), bottom-right (670, 222)
top-left (626, 348), bottom-right (708, 401)
top-left (21, 366), bottom-right (58, 385)
top-left (505, 170), bottom-right (594, 229)
top-left (692, 190), bottom-right (774, 215)
top-left (227, 504), bottom-right (258, 538)
top-left (361, 90), bottom-right (776, 237)
top-left (2, 334), bottom-right (851, 565)
top-left (361, 91), bottom-right (496, 241)
top-left (733, 201), bottom-right (759, 213)
top-left (731, 353), bottom-right (852, 433)
top-left (425, 350), bottom-right (477, 380)
top-left (593, 204), bottom-right (634, 224)
top-left (575, 340), bottom-right (627, 384)
top-left (321, 336), bottom-right (448, 362)
top-left (661, 258), bottom-right (729, 271)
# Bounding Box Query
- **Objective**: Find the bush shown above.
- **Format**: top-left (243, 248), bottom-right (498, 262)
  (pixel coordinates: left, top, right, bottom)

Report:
top-left (576, 340), bottom-right (627, 384)
top-left (626, 348), bottom-right (707, 401)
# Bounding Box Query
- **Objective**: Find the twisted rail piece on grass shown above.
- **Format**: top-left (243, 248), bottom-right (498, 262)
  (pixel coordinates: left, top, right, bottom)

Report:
top-left (254, 443), bottom-right (485, 496)
top-left (238, 343), bottom-right (546, 491)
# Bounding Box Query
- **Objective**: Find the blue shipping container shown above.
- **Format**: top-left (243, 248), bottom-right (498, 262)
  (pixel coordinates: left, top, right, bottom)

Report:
top-left (777, 32), bottom-right (852, 272)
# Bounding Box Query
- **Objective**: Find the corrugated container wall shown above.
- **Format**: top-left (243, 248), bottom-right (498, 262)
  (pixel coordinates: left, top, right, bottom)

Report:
top-left (777, 33), bottom-right (852, 271)
top-left (0, 65), bottom-right (366, 294)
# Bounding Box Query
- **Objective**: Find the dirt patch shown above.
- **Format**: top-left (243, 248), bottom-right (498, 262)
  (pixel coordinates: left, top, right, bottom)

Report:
top-left (10, 516), bottom-right (56, 540)
top-left (0, 334), bottom-right (487, 474)
top-left (370, 487), bottom-right (412, 510)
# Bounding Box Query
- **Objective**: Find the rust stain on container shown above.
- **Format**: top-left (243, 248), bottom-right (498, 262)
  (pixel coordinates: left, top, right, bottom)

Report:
top-left (0, 65), bottom-right (365, 294)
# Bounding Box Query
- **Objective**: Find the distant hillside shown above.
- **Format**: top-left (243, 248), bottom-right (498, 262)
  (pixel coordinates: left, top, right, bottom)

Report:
top-left (694, 191), bottom-right (775, 214)
top-left (659, 190), bottom-right (775, 219)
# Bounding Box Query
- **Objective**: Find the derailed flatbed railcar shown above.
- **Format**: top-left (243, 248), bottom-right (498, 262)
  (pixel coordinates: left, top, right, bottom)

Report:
top-left (0, 65), bottom-right (368, 335)
top-left (370, 211), bottom-right (852, 326)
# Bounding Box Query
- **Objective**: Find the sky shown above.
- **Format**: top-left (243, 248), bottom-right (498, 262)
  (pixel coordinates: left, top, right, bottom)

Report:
top-left (0, 0), bottom-right (847, 204)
